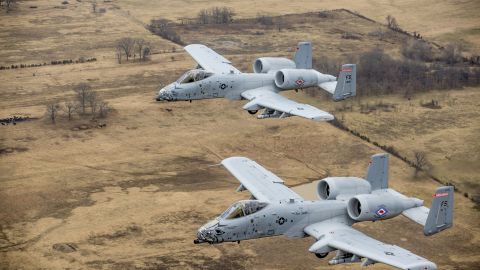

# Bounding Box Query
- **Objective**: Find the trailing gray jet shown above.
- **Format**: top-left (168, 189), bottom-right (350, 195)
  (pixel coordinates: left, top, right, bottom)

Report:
top-left (156, 42), bottom-right (356, 122)
top-left (194, 153), bottom-right (454, 270)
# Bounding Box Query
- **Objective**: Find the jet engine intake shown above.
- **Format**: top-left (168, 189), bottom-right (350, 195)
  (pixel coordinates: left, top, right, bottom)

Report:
top-left (253, 57), bottom-right (296, 73)
top-left (347, 193), bottom-right (423, 222)
top-left (275, 69), bottom-right (320, 90)
top-left (317, 177), bottom-right (371, 200)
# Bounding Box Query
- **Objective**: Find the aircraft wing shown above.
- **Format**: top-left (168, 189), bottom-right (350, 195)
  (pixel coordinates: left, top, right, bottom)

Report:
top-left (221, 157), bottom-right (303, 203)
top-left (304, 222), bottom-right (437, 270)
top-left (184, 44), bottom-right (241, 74)
top-left (241, 87), bottom-right (334, 122)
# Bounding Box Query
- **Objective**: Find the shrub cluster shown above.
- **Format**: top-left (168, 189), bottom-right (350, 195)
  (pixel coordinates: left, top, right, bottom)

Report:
top-left (197, 6), bottom-right (235, 24)
top-left (0, 57), bottom-right (96, 70)
top-left (147, 19), bottom-right (183, 45)
top-left (356, 48), bottom-right (480, 97)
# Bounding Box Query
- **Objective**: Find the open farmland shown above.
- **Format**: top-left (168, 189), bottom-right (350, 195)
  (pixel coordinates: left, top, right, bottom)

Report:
top-left (0, 0), bottom-right (479, 269)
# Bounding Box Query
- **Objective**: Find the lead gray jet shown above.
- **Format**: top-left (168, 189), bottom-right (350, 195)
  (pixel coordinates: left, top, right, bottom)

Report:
top-left (156, 42), bottom-right (356, 122)
top-left (194, 153), bottom-right (454, 270)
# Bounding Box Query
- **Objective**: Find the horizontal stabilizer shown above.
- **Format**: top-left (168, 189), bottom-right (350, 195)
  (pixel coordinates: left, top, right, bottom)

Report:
top-left (403, 206), bottom-right (429, 226)
top-left (318, 81), bottom-right (336, 94)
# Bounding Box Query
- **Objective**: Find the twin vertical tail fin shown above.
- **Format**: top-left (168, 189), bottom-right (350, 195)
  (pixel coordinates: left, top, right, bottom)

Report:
top-left (294, 42), bottom-right (312, 69)
top-left (424, 186), bottom-right (454, 236)
top-left (333, 64), bottom-right (356, 101)
top-left (366, 153), bottom-right (454, 236)
top-left (366, 153), bottom-right (389, 191)
top-left (293, 41), bottom-right (356, 101)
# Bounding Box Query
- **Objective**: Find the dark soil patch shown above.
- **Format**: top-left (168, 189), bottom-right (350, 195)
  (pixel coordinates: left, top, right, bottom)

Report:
top-left (116, 155), bottom-right (235, 192)
top-left (0, 147), bottom-right (28, 155)
top-left (88, 225), bottom-right (143, 245)
top-left (0, 116), bottom-right (36, 126)
top-left (52, 242), bottom-right (78, 253)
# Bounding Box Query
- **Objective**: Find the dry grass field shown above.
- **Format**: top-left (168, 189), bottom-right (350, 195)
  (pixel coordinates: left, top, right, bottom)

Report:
top-left (0, 0), bottom-right (479, 269)
top-left (115, 0), bottom-right (480, 50)
top-left (292, 88), bottom-right (480, 200)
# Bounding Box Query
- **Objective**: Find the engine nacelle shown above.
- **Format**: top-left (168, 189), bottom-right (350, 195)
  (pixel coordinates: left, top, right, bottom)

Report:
top-left (275, 69), bottom-right (320, 90)
top-left (317, 177), bottom-right (371, 200)
top-left (347, 193), bottom-right (423, 222)
top-left (253, 57), bottom-right (296, 73)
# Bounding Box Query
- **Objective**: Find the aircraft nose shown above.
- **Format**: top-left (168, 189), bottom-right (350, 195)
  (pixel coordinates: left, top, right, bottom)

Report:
top-left (194, 219), bottom-right (220, 244)
top-left (194, 227), bottom-right (211, 244)
top-left (156, 88), bottom-right (171, 101)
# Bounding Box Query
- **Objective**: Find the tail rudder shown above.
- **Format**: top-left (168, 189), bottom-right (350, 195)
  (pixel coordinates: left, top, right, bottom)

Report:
top-left (333, 64), bottom-right (356, 101)
top-left (294, 42), bottom-right (312, 69)
top-left (366, 153), bottom-right (389, 190)
top-left (424, 186), bottom-right (454, 236)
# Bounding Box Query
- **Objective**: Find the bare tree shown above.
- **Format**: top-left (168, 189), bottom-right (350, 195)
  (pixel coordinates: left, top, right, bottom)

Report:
top-left (413, 151), bottom-right (429, 177)
top-left (386, 15), bottom-right (400, 31)
top-left (87, 91), bottom-right (98, 118)
top-left (276, 16), bottom-right (285, 32)
top-left (442, 44), bottom-right (462, 65)
top-left (135, 38), bottom-right (145, 60)
top-left (197, 9), bottom-right (209, 24)
top-left (115, 46), bottom-right (123, 64)
top-left (74, 83), bottom-right (92, 114)
top-left (63, 101), bottom-right (77, 120)
top-left (1, 0), bottom-right (16, 12)
top-left (46, 103), bottom-right (60, 124)
top-left (98, 101), bottom-right (109, 118)
top-left (142, 46), bottom-right (151, 61)
top-left (117, 38), bottom-right (135, 62)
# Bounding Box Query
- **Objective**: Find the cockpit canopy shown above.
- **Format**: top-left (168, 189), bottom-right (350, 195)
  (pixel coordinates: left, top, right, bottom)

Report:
top-left (176, 69), bottom-right (213, 84)
top-left (220, 200), bottom-right (268, 220)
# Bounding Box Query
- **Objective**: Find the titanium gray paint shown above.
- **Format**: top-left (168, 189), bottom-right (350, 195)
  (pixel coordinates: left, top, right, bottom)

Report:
top-left (194, 153), bottom-right (454, 270)
top-left (156, 42), bottom-right (356, 122)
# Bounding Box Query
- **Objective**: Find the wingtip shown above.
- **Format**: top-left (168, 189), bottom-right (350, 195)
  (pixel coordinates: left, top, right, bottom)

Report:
top-left (407, 261), bottom-right (437, 270)
top-left (313, 114), bottom-right (335, 122)
top-left (221, 156), bottom-right (250, 165)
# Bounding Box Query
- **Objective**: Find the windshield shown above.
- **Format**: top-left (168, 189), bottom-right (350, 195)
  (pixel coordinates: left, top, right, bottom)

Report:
top-left (176, 69), bottom-right (213, 84)
top-left (220, 200), bottom-right (268, 220)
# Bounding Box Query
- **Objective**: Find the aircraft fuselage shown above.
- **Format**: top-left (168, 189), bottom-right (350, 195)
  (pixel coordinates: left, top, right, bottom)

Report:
top-left (195, 199), bottom-right (349, 244)
top-left (157, 73), bottom-right (280, 102)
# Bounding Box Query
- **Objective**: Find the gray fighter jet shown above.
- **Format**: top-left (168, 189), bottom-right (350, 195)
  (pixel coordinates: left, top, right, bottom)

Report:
top-left (156, 42), bottom-right (356, 122)
top-left (194, 153), bottom-right (454, 270)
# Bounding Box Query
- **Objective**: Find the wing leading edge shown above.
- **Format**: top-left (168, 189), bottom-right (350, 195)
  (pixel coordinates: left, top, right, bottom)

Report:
top-left (184, 44), bottom-right (241, 74)
top-left (221, 157), bottom-right (303, 203)
top-left (304, 221), bottom-right (437, 270)
top-left (241, 87), bottom-right (334, 122)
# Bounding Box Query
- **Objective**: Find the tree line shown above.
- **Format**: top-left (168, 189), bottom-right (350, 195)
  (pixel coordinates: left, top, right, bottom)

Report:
top-left (0, 0), bottom-right (16, 12)
top-left (197, 6), bottom-right (235, 24)
top-left (356, 48), bottom-right (480, 97)
top-left (0, 57), bottom-right (97, 71)
top-left (147, 19), bottom-right (184, 45)
top-left (312, 47), bottom-right (480, 98)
